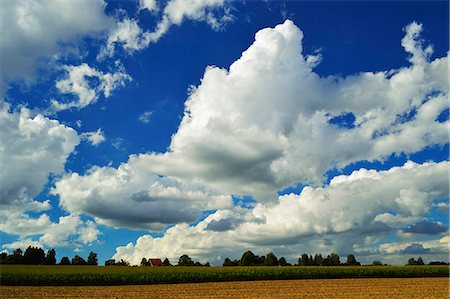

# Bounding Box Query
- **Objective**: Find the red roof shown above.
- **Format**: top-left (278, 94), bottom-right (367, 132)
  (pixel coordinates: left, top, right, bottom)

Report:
top-left (149, 258), bottom-right (163, 266)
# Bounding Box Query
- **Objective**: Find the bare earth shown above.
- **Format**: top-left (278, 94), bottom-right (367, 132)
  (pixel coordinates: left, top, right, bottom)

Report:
top-left (1, 277), bottom-right (449, 299)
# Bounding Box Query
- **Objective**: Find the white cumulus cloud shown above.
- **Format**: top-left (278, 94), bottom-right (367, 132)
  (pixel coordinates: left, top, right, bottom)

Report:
top-left (0, 0), bottom-right (113, 96)
top-left (81, 128), bottom-right (106, 146)
top-left (53, 63), bottom-right (132, 111)
top-left (112, 161), bottom-right (449, 265)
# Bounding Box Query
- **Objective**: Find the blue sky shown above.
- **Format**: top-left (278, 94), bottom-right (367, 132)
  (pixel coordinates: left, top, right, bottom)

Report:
top-left (1, 0), bottom-right (448, 266)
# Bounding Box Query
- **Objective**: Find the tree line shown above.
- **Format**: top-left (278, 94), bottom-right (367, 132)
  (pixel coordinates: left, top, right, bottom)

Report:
top-left (0, 246), bottom-right (98, 266)
top-left (1, 247), bottom-right (447, 266)
top-left (222, 251), bottom-right (360, 267)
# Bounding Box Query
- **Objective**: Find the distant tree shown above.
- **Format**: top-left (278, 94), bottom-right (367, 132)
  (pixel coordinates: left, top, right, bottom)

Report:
top-left (314, 254), bottom-right (324, 266)
top-left (264, 252), bottom-right (279, 266)
top-left (0, 252), bottom-right (7, 264)
top-left (240, 251), bottom-right (257, 266)
top-left (407, 258), bottom-right (417, 266)
top-left (178, 255), bottom-right (194, 266)
top-left (372, 260), bottom-right (383, 266)
top-left (223, 257), bottom-right (239, 266)
top-left (162, 258), bottom-right (171, 266)
top-left (71, 255), bottom-right (87, 265)
top-left (299, 253), bottom-right (311, 266)
top-left (416, 257), bottom-right (425, 265)
top-left (45, 249), bottom-right (56, 265)
top-left (5, 249), bottom-right (24, 264)
top-left (24, 246), bottom-right (45, 265)
top-left (87, 252), bottom-right (98, 265)
top-left (253, 255), bottom-right (266, 266)
top-left (429, 261), bottom-right (448, 265)
top-left (60, 256), bottom-right (71, 265)
top-left (141, 258), bottom-right (149, 266)
top-left (324, 253), bottom-right (340, 266)
top-left (105, 259), bottom-right (116, 266)
top-left (278, 257), bottom-right (287, 266)
top-left (346, 254), bottom-right (360, 266)
top-left (116, 259), bottom-right (130, 266)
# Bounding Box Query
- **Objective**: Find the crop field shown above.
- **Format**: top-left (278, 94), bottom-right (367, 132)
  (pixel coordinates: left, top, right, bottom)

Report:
top-left (1, 278), bottom-right (449, 298)
top-left (1, 265), bottom-right (448, 286)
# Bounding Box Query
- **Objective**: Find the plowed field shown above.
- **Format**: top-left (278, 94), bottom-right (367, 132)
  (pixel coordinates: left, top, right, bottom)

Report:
top-left (1, 277), bottom-right (448, 298)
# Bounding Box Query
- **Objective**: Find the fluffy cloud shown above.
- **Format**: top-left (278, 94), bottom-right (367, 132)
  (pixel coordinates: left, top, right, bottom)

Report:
top-left (0, 0), bottom-right (113, 95)
top-left (0, 102), bottom-right (79, 207)
top-left (53, 20), bottom-right (449, 233)
top-left (139, 111), bottom-right (154, 124)
top-left (100, 0), bottom-right (232, 57)
top-left (1, 213), bottom-right (101, 250)
top-left (112, 161), bottom-right (449, 265)
top-left (125, 20), bottom-right (448, 199)
top-left (53, 63), bottom-right (132, 110)
top-left (53, 155), bottom-right (233, 230)
top-left (402, 220), bottom-right (448, 235)
top-left (139, 0), bottom-right (159, 13)
top-left (81, 128), bottom-right (106, 146)
top-left (0, 101), bottom-right (96, 250)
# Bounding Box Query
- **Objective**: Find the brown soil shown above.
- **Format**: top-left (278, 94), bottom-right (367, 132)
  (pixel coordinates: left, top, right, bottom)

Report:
top-left (1, 277), bottom-right (449, 298)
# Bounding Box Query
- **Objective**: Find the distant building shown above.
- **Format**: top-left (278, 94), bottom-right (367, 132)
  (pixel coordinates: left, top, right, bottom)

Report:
top-left (149, 258), bottom-right (163, 266)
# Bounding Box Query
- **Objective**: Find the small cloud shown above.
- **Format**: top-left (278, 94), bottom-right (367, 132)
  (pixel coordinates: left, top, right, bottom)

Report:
top-left (111, 137), bottom-right (126, 151)
top-left (139, 110), bottom-right (154, 124)
top-left (81, 128), bottom-right (106, 146)
top-left (403, 220), bottom-right (448, 235)
top-left (401, 243), bottom-right (430, 254)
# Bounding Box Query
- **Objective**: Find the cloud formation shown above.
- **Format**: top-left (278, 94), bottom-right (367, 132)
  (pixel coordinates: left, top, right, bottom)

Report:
top-left (53, 155), bottom-right (233, 230)
top-left (0, 0), bottom-right (113, 95)
top-left (100, 0), bottom-right (232, 57)
top-left (140, 20), bottom-right (449, 199)
top-left (53, 20), bottom-right (449, 234)
top-left (53, 63), bottom-right (132, 110)
top-left (0, 102), bottom-right (79, 207)
top-left (81, 128), bottom-right (106, 146)
top-left (112, 160), bottom-right (449, 265)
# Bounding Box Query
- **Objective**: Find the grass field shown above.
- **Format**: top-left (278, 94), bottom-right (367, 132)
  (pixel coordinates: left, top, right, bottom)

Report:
top-left (1, 278), bottom-right (449, 298)
top-left (1, 265), bottom-right (448, 286)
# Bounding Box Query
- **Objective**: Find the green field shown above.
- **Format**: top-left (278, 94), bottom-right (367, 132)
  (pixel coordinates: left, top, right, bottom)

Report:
top-left (1, 265), bottom-right (448, 286)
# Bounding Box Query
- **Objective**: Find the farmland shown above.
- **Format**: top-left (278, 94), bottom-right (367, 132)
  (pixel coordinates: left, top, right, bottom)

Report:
top-left (1, 278), bottom-right (449, 298)
top-left (1, 265), bottom-right (448, 286)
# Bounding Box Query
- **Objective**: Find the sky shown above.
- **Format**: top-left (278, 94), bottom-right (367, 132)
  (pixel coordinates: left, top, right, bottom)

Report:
top-left (0, 0), bottom-right (449, 266)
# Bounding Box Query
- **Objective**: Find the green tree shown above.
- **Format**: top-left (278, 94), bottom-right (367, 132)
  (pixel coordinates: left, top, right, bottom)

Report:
top-left (314, 254), bottom-right (324, 266)
top-left (105, 259), bottom-right (116, 266)
top-left (240, 251), bottom-right (257, 266)
top-left (24, 246), bottom-right (45, 265)
top-left (346, 254), bottom-right (360, 266)
top-left (325, 253), bottom-right (340, 266)
top-left (71, 255), bottom-right (87, 265)
top-left (116, 259), bottom-right (130, 266)
top-left (141, 258), bottom-right (149, 266)
top-left (223, 257), bottom-right (239, 266)
top-left (60, 256), bottom-right (71, 265)
top-left (178, 254), bottom-right (194, 266)
top-left (87, 252), bottom-right (98, 265)
top-left (278, 257), bottom-right (287, 266)
top-left (407, 258), bottom-right (417, 266)
top-left (6, 249), bottom-right (24, 264)
top-left (265, 252), bottom-right (278, 266)
top-left (417, 257), bottom-right (425, 265)
top-left (0, 252), bottom-right (7, 264)
top-left (299, 253), bottom-right (311, 266)
top-left (45, 249), bottom-right (56, 265)
top-left (162, 258), bottom-right (171, 266)
top-left (372, 260), bottom-right (383, 266)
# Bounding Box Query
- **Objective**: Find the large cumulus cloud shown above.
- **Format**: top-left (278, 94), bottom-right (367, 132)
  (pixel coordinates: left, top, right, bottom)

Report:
top-left (53, 20), bottom-right (449, 232)
top-left (113, 160), bottom-right (449, 265)
top-left (141, 20), bottom-right (449, 199)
